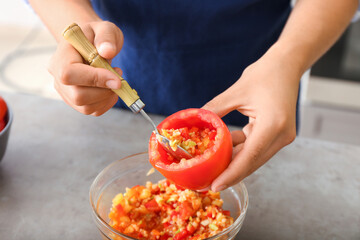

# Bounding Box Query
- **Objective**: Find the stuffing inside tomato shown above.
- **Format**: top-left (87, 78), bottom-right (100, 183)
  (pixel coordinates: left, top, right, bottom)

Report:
top-left (160, 127), bottom-right (216, 162)
top-left (149, 109), bottom-right (232, 190)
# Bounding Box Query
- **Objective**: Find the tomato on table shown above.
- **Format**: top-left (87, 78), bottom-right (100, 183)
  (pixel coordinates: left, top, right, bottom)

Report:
top-left (148, 108), bottom-right (232, 190)
top-left (0, 97), bottom-right (7, 132)
top-left (0, 97), bottom-right (7, 119)
top-left (0, 119), bottom-right (6, 132)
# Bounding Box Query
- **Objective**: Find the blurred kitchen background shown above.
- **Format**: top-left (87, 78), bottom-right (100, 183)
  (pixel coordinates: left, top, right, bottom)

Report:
top-left (1, 1), bottom-right (360, 146)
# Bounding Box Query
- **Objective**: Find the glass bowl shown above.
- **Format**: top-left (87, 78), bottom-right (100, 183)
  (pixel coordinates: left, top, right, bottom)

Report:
top-left (90, 152), bottom-right (248, 240)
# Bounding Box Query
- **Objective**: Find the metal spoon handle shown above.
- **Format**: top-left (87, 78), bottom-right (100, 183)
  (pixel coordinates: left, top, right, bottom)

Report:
top-left (140, 110), bottom-right (192, 160)
top-left (140, 109), bottom-right (159, 134)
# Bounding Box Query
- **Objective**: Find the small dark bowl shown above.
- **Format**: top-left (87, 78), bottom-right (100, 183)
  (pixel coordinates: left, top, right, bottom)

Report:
top-left (0, 98), bottom-right (13, 162)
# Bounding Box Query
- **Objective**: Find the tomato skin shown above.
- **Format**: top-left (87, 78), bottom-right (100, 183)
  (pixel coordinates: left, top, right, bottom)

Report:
top-left (0, 119), bottom-right (6, 132)
top-left (0, 97), bottom-right (7, 121)
top-left (175, 184), bottom-right (185, 191)
top-left (149, 109), bottom-right (232, 190)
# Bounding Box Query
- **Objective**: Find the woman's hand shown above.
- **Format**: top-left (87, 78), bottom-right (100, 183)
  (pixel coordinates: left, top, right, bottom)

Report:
top-left (202, 0), bottom-right (357, 192)
top-left (203, 44), bottom-right (300, 192)
top-left (48, 21), bottom-right (124, 116)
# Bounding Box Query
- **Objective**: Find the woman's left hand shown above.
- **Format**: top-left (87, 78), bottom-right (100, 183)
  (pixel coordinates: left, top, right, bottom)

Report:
top-left (202, 44), bottom-right (301, 192)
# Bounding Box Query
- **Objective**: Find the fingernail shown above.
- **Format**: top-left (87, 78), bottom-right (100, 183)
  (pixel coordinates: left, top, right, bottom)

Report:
top-left (197, 186), bottom-right (211, 192)
top-left (106, 80), bottom-right (120, 89)
top-left (212, 185), bottom-right (227, 192)
top-left (98, 42), bottom-right (114, 55)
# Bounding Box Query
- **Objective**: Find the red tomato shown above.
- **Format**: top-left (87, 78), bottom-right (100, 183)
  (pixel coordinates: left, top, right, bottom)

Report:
top-left (173, 229), bottom-right (190, 240)
top-left (150, 229), bottom-right (161, 237)
top-left (148, 108), bottom-right (232, 190)
top-left (209, 131), bottom-right (216, 140)
top-left (179, 201), bottom-right (194, 220)
top-left (223, 210), bottom-right (231, 216)
top-left (207, 212), bottom-right (214, 218)
top-left (175, 184), bottom-right (185, 191)
top-left (137, 232), bottom-right (144, 239)
top-left (163, 222), bottom-right (171, 228)
top-left (189, 235), bottom-right (201, 240)
top-left (0, 97), bottom-right (7, 121)
top-left (0, 119), bottom-right (5, 132)
top-left (115, 204), bottom-right (126, 216)
top-left (187, 223), bottom-right (197, 234)
top-left (126, 185), bottom-right (143, 199)
top-left (179, 127), bottom-right (190, 139)
top-left (160, 233), bottom-right (171, 240)
top-left (144, 199), bottom-right (161, 212)
top-left (170, 210), bottom-right (179, 218)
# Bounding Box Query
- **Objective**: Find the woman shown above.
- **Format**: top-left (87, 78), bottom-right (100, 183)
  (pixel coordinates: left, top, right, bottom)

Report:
top-left (28, 0), bottom-right (358, 191)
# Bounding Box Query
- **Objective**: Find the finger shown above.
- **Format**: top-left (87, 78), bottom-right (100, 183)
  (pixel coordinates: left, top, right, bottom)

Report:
top-left (196, 186), bottom-right (211, 193)
top-left (233, 143), bottom-right (244, 158)
top-left (231, 130), bottom-right (246, 146)
top-left (67, 86), bottom-right (117, 106)
top-left (92, 94), bottom-right (119, 116)
top-left (54, 79), bottom-right (118, 106)
top-left (249, 117), bottom-right (255, 124)
top-left (48, 41), bottom-right (84, 76)
top-left (49, 38), bottom-right (123, 89)
top-left (59, 87), bottom-right (117, 116)
top-left (211, 121), bottom-right (278, 192)
top-left (113, 67), bottom-right (123, 76)
top-left (57, 63), bottom-right (122, 89)
top-left (81, 97), bottom-right (117, 116)
top-left (202, 91), bottom-right (236, 118)
top-left (242, 122), bottom-right (253, 138)
top-left (93, 21), bottom-right (124, 59)
top-left (202, 83), bottom-right (243, 118)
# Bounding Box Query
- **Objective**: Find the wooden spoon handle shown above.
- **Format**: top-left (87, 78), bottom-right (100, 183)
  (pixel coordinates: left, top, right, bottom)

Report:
top-left (62, 23), bottom-right (144, 112)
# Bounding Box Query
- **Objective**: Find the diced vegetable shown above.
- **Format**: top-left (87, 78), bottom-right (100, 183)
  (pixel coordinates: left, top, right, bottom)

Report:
top-left (109, 179), bottom-right (234, 240)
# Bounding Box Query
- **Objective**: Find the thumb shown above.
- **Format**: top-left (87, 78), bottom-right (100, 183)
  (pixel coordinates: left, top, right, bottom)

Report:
top-left (202, 87), bottom-right (239, 118)
top-left (93, 22), bottom-right (124, 59)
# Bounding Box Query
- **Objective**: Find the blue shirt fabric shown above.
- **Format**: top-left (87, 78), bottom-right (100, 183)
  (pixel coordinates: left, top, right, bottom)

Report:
top-left (91, 0), bottom-right (291, 126)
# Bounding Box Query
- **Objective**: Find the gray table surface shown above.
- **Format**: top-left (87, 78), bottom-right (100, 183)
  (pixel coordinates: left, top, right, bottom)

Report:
top-left (0, 92), bottom-right (359, 240)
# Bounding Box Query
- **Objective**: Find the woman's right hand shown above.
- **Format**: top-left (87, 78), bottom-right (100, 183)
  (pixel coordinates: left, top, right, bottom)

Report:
top-left (48, 21), bottom-right (124, 116)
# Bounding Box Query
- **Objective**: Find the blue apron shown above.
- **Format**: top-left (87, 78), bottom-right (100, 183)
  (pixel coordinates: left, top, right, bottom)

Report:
top-left (92, 0), bottom-right (291, 126)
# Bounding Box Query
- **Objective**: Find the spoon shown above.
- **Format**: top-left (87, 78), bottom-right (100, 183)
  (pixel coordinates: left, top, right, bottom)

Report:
top-left (62, 23), bottom-right (192, 161)
top-left (139, 110), bottom-right (192, 160)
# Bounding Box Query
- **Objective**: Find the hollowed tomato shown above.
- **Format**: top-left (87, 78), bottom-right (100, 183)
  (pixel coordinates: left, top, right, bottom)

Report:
top-left (148, 108), bottom-right (232, 190)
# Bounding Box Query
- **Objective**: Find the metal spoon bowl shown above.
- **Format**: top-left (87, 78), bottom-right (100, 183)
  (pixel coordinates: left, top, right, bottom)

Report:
top-left (140, 110), bottom-right (193, 160)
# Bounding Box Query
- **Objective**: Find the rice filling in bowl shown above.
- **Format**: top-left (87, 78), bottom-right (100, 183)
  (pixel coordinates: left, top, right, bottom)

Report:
top-left (109, 179), bottom-right (234, 240)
